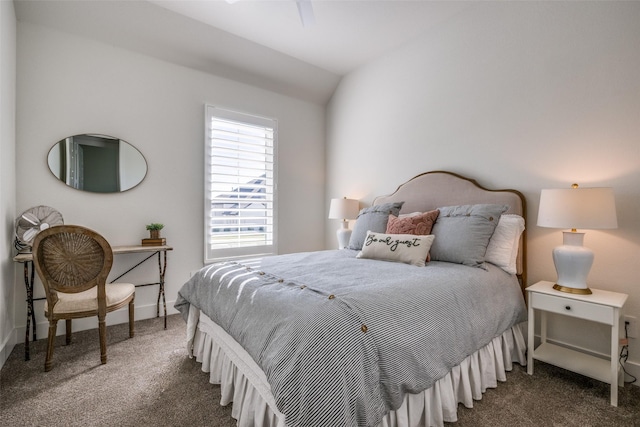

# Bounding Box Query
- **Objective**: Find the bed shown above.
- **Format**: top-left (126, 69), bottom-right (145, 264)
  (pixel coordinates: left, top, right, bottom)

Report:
top-left (175, 171), bottom-right (528, 427)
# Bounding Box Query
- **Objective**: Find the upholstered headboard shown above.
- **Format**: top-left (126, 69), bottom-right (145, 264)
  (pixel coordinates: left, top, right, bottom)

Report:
top-left (373, 171), bottom-right (527, 290)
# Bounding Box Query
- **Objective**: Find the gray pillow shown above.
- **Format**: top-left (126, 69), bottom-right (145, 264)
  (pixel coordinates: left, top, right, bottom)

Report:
top-left (429, 204), bottom-right (508, 268)
top-left (347, 202), bottom-right (404, 250)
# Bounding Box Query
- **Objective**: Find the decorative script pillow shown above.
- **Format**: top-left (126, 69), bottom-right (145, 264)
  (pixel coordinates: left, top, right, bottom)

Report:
top-left (356, 231), bottom-right (435, 267)
top-left (485, 214), bottom-right (525, 274)
top-left (429, 204), bottom-right (508, 268)
top-left (347, 202), bottom-right (404, 250)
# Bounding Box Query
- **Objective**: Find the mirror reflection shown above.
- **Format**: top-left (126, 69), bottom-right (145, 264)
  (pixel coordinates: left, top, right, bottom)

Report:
top-left (47, 134), bottom-right (147, 193)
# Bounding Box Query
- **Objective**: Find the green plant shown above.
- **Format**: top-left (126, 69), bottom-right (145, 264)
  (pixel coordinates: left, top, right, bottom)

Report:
top-left (146, 223), bottom-right (164, 231)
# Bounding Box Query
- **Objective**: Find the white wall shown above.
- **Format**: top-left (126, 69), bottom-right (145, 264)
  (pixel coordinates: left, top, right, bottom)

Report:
top-left (327, 2), bottom-right (640, 380)
top-left (15, 22), bottom-right (325, 341)
top-left (0, 0), bottom-right (17, 368)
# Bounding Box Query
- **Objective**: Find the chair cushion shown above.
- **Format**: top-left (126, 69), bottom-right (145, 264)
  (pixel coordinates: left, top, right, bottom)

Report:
top-left (45, 283), bottom-right (135, 315)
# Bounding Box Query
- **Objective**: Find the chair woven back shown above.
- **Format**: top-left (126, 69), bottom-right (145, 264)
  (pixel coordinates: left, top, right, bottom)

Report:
top-left (32, 225), bottom-right (114, 295)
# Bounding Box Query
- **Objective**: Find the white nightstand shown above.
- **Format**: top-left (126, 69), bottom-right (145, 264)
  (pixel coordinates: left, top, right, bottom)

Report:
top-left (526, 280), bottom-right (628, 406)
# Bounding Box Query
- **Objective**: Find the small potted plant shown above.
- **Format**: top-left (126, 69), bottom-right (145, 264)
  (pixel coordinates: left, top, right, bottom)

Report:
top-left (146, 223), bottom-right (164, 239)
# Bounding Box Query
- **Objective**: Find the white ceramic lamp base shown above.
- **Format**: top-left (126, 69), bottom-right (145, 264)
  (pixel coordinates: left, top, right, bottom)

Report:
top-left (552, 231), bottom-right (593, 295)
top-left (336, 221), bottom-right (352, 250)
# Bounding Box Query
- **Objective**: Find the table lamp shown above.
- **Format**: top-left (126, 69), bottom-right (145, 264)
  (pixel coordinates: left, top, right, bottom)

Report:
top-left (328, 197), bottom-right (359, 249)
top-left (537, 184), bottom-right (617, 294)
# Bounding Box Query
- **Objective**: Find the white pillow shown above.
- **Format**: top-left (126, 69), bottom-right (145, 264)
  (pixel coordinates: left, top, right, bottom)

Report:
top-left (398, 211), bottom-right (423, 218)
top-left (356, 231), bottom-right (435, 267)
top-left (485, 214), bottom-right (525, 274)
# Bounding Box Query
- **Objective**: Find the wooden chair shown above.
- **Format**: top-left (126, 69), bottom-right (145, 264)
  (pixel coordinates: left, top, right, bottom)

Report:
top-left (31, 225), bottom-right (135, 372)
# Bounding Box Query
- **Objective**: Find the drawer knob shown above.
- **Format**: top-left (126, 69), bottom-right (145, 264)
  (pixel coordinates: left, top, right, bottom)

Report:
top-left (565, 305), bottom-right (571, 311)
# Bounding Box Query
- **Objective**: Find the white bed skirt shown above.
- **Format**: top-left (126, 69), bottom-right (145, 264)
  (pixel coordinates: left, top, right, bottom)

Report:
top-left (187, 307), bottom-right (527, 427)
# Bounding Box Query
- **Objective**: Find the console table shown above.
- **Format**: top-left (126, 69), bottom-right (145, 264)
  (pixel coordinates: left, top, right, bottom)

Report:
top-left (13, 244), bottom-right (173, 361)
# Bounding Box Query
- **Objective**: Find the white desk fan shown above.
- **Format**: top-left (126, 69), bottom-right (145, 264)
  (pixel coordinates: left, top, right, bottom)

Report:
top-left (14, 206), bottom-right (64, 252)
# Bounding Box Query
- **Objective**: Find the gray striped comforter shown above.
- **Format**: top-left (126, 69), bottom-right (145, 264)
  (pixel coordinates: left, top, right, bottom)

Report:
top-left (175, 249), bottom-right (526, 427)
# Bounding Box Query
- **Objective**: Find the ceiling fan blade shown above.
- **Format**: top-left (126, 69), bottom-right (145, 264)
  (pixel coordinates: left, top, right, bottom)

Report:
top-left (296, 0), bottom-right (315, 27)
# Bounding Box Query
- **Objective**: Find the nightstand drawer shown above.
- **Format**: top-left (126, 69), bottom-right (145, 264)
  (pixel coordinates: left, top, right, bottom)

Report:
top-left (530, 292), bottom-right (613, 325)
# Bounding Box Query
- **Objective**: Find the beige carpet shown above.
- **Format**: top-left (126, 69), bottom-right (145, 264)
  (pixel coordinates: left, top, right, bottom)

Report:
top-left (1, 314), bottom-right (638, 426)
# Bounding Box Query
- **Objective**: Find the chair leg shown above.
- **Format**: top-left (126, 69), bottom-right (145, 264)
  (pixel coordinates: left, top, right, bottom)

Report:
top-left (128, 299), bottom-right (135, 338)
top-left (45, 320), bottom-right (58, 372)
top-left (65, 319), bottom-right (72, 345)
top-left (99, 316), bottom-right (107, 365)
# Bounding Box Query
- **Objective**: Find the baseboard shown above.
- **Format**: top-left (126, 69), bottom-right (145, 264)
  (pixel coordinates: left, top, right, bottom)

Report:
top-left (623, 359), bottom-right (640, 387)
top-left (0, 331), bottom-right (16, 371)
top-left (12, 300), bottom-right (178, 345)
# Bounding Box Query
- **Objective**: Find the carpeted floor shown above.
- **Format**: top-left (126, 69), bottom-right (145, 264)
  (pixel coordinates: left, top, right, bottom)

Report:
top-left (1, 314), bottom-right (638, 426)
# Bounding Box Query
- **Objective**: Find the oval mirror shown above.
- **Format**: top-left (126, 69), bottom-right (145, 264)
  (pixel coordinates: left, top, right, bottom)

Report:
top-left (47, 134), bottom-right (148, 193)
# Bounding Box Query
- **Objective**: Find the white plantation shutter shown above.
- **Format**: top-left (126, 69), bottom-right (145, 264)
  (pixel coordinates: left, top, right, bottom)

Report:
top-left (205, 105), bottom-right (277, 263)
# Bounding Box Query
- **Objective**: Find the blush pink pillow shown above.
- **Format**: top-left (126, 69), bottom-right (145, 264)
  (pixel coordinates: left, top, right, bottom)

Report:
top-left (386, 209), bottom-right (439, 235)
top-left (386, 209), bottom-right (440, 261)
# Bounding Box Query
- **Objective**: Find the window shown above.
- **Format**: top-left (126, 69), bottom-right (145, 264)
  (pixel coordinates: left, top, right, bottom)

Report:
top-left (204, 105), bottom-right (277, 263)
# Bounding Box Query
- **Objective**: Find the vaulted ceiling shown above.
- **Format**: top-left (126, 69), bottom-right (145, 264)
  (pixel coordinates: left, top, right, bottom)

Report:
top-left (15, 0), bottom-right (471, 104)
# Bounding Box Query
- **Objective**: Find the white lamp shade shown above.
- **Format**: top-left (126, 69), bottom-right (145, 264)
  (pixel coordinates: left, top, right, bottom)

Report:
top-left (537, 187), bottom-right (617, 230)
top-left (328, 198), bottom-right (359, 220)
